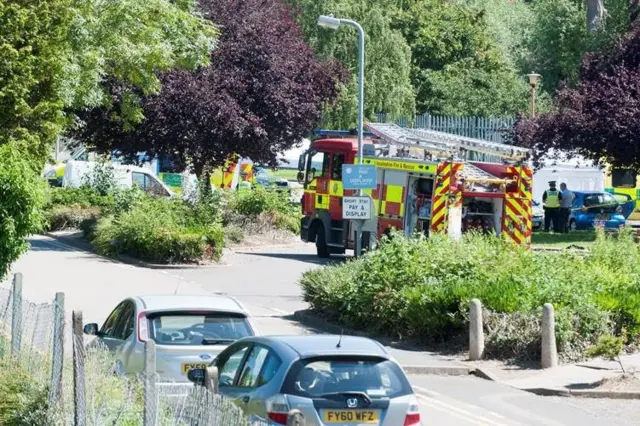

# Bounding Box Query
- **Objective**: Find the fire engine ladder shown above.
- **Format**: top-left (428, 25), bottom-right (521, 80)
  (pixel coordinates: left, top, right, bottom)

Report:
top-left (364, 122), bottom-right (458, 158)
top-left (365, 122), bottom-right (530, 162)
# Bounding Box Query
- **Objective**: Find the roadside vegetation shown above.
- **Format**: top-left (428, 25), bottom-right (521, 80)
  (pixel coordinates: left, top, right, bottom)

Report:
top-left (0, 336), bottom-right (249, 425)
top-left (43, 183), bottom-right (300, 264)
top-left (300, 228), bottom-right (640, 362)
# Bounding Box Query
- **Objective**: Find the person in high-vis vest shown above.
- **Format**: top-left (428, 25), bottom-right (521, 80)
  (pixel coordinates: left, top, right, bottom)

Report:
top-left (542, 181), bottom-right (563, 232)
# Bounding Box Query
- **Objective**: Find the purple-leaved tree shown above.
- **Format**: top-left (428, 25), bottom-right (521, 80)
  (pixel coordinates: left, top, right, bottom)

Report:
top-left (73, 0), bottom-right (346, 175)
top-left (513, 23), bottom-right (640, 170)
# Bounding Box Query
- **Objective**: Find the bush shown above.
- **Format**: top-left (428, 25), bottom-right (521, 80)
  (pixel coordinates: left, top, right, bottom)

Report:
top-left (225, 225), bottom-right (245, 243)
top-left (300, 229), bottom-right (640, 361)
top-left (0, 359), bottom-right (49, 425)
top-left (44, 205), bottom-right (101, 232)
top-left (227, 187), bottom-right (301, 234)
top-left (46, 186), bottom-right (115, 210)
top-left (91, 197), bottom-right (225, 264)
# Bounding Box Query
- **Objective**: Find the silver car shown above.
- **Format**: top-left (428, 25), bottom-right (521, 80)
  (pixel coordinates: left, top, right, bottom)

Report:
top-left (83, 295), bottom-right (259, 382)
top-left (190, 335), bottom-right (422, 426)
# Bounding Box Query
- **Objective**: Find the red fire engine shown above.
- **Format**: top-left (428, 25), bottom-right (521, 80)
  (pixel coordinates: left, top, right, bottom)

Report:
top-left (297, 123), bottom-right (533, 258)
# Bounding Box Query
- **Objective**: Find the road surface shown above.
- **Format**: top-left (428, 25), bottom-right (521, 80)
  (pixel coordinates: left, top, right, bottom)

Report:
top-left (4, 235), bottom-right (639, 425)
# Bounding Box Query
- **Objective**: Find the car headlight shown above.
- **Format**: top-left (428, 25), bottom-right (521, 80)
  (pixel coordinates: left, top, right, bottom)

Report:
top-left (44, 169), bottom-right (56, 178)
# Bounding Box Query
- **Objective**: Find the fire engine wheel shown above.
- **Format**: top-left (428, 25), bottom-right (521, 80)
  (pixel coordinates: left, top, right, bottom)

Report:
top-left (315, 224), bottom-right (330, 258)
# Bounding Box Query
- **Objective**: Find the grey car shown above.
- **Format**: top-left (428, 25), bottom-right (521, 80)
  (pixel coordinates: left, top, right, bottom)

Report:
top-left (84, 295), bottom-right (259, 383)
top-left (190, 335), bottom-right (421, 426)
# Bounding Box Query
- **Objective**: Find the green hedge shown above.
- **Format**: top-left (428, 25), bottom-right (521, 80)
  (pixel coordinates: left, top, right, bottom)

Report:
top-left (43, 185), bottom-right (301, 263)
top-left (300, 229), bottom-right (640, 361)
top-left (90, 197), bottom-right (225, 264)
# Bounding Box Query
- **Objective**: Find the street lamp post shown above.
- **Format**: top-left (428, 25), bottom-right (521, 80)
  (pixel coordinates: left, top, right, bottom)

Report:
top-left (527, 72), bottom-right (542, 118)
top-left (318, 14), bottom-right (366, 257)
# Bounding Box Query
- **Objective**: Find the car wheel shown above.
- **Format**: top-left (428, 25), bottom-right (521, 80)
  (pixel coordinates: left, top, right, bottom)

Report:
top-left (569, 219), bottom-right (578, 231)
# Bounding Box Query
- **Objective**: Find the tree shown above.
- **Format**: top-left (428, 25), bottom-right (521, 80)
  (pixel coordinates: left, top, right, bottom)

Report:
top-left (588, 0), bottom-right (607, 32)
top-left (73, 0), bottom-right (346, 175)
top-left (526, 0), bottom-right (630, 92)
top-left (396, 0), bottom-right (530, 116)
top-left (0, 0), bottom-right (217, 278)
top-left (0, 144), bottom-right (46, 279)
top-left (513, 23), bottom-right (640, 170)
top-left (285, 0), bottom-right (415, 127)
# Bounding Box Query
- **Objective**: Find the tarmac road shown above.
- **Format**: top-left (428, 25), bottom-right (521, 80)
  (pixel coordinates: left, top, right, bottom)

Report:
top-left (5, 235), bottom-right (639, 425)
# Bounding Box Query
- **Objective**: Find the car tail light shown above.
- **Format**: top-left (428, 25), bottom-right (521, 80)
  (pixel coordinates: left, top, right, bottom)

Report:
top-left (137, 311), bottom-right (149, 342)
top-left (404, 400), bottom-right (421, 426)
top-left (265, 394), bottom-right (290, 425)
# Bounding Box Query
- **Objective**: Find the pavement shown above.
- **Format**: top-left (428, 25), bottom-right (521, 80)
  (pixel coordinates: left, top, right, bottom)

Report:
top-left (4, 234), bottom-right (640, 425)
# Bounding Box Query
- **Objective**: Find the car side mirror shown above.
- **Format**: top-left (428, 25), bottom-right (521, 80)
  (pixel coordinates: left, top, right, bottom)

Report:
top-left (83, 323), bottom-right (99, 335)
top-left (187, 368), bottom-right (206, 386)
top-left (297, 171), bottom-right (305, 184)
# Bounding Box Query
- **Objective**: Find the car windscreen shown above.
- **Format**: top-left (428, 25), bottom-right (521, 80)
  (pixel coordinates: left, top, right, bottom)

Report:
top-left (282, 356), bottom-right (412, 399)
top-left (148, 311), bottom-right (253, 346)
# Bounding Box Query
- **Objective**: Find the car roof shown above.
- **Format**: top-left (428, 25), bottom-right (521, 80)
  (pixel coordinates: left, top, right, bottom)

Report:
top-left (134, 294), bottom-right (247, 314)
top-left (251, 335), bottom-right (390, 359)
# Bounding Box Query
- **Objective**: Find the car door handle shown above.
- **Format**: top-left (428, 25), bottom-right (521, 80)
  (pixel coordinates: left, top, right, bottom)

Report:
top-left (241, 396), bottom-right (250, 404)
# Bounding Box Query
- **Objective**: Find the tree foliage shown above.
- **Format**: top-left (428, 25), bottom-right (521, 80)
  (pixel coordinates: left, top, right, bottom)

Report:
top-left (0, 144), bottom-right (46, 279)
top-left (525, 0), bottom-right (630, 93)
top-left (396, 0), bottom-right (530, 116)
top-left (74, 0), bottom-right (346, 174)
top-left (513, 23), bottom-right (640, 169)
top-left (285, 0), bottom-right (415, 127)
top-left (0, 0), bottom-right (216, 277)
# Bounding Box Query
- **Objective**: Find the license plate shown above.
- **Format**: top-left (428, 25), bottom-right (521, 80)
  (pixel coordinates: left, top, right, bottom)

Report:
top-left (181, 363), bottom-right (208, 374)
top-left (595, 214), bottom-right (610, 221)
top-left (323, 410), bottom-right (379, 423)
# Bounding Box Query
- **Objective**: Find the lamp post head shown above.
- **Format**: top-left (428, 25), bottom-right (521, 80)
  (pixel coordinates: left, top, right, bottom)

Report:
top-left (318, 15), bottom-right (341, 30)
top-left (528, 72), bottom-right (542, 86)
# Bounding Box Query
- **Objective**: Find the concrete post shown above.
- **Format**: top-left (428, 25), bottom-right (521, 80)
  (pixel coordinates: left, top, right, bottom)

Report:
top-left (72, 311), bottom-right (86, 426)
top-left (469, 299), bottom-right (484, 361)
top-left (287, 409), bottom-right (305, 426)
top-left (144, 340), bottom-right (157, 426)
top-left (11, 273), bottom-right (23, 356)
top-left (49, 292), bottom-right (65, 409)
top-left (541, 303), bottom-right (558, 369)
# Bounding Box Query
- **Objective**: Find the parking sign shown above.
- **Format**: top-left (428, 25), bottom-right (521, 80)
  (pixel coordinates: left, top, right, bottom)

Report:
top-left (342, 164), bottom-right (376, 189)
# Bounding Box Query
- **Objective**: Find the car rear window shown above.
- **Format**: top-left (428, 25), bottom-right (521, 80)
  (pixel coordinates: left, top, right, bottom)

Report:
top-left (148, 311), bottom-right (253, 345)
top-left (282, 356), bottom-right (412, 399)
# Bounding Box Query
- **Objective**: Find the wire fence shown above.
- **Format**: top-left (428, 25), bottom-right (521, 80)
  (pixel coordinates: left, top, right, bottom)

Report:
top-left (0, 273), bottom-right (281, 426)
top-left (374, 112), bottom-right (515, 143)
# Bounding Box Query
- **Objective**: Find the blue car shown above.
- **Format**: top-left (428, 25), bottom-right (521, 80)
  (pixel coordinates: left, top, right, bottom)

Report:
top-left (568, 191), bottom-right (634, 231)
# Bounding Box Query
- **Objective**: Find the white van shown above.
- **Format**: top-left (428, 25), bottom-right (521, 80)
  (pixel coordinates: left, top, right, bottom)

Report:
top-left (63, 160), bottom-right (173, 197)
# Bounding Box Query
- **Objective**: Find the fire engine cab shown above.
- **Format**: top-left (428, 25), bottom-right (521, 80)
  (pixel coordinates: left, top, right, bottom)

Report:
top-left (297, 123), bottom-right (533, 258)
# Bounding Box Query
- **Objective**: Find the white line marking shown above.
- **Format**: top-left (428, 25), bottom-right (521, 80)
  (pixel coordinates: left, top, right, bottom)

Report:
top-left (488, 412), bottom-right (506, 419)
top-left (413, 386), bottom-right (440, 397)
top-left (417, 395), bottom-right (487, 426)
top-left (415, 393), bottom-right (508, 426)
